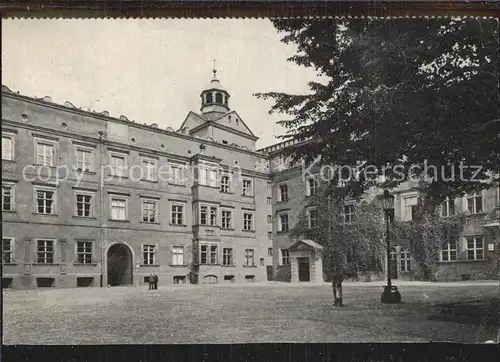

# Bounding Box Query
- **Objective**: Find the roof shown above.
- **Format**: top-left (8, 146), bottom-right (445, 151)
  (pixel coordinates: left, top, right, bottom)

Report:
top-left (203, 79), bottom-right (227, 93)
top-left (288, 239), bottom-right (324, 251)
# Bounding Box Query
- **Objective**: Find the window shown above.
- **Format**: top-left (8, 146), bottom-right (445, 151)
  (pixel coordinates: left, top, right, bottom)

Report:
top-left (110, 197), bottom-right (127, 220)
top-left (402, 196), bottom-right (418, 221)
top-left (242, 179), bottom-right (253, 196)
top-left (467, 193), bottom-right (483, 214)
top-left (279, 184), bottom-right (288, 202)
top-left (210, 206), bottom-right (217, 226)
top-left (279, 213), bottom-right (289, 232)
top-left (76, 147), bottom-right (93, 171)
top-left (35, 140), bottom-right (55, 166)
top-left (2, 184), bottom-right (14, 211)
top-left (142, 158), bottom-right (157, 181)
top-left (200, 206), bottom-right (208, 225)
top-left (76, 241), bottom-right (93, 264)
top-left (171, 204), bottom-right (184, 225)
top-left (110, 153), bottom-right (127, 177)
top-left (306, 177), bottom-right (318, 196)
top-left (142, 199), bottom-right (158, 223)
top-left (267, 181), bottom-right (272, 189)
top-left (260, 258), bottom-right (265, 266)
top-left (466, 237), bottom-right (484, 260)
top-left (267, 197), bottom-right (272, 204)
top-left (243, 213), bottom-right (253, 231)
top-left (220, 175), bottom-right (231, 193)
top-left (171, 246), bottom-right (184, 266)
top-left (268, 231), bottom-right (272, 239)
top-left (206, 92), bottom-right (213, 104)
top-left (200, 205), bottom-right (217, 226)
top-left (440, 197), bottom-right (455, 217)
top-left (281, 249), bottom-right (290, 265)
top-left (344, 204), bottom-right (355, 223)
top-left (216, 92), bottom-right (223, 103)
top-left (268, 248), bottom-right (273, 257)
top-left (223, 248), bottom-right (233, 266)
top-left (221, 210), bottom-right (232, 229)
top-left (2, 237), bottom-right (13, 263)
top-left (37, 239), bottom-right (55, 264)
top-left (400, 248), bottom-right (411, 272)
top-left (267, 215), bottom-right (272, 223)
top-left (2, 133), bottom-right (14, 160)
top-left (245, 249), bottom-right (255, 266)
top-left (169, 165), bottom-right (184, 185)
top-left (309, 209), bottom-right (318, 228)
top-left (75, 192), bottom-right (93, 217)
top-left (143, 244), bottom-right (156, 265)
top-left (199, 167), bottom-right (217, 187)
top-left (200, 245), bottom-right (218, 265)
top-left (441, 240), bottom-right (457, 261)
top-left (390, 247), bottom-right (397, 261)
top-left (35, 189), bottom-right (56, 214)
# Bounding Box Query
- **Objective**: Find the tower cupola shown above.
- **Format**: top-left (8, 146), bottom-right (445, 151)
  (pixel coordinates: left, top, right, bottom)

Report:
top-left (200, 61), bottom-right (230, 116)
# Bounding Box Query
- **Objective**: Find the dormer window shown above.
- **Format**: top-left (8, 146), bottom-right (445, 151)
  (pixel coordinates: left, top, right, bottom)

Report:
top-left (206, 93), bottom-right (213, 104)
top-left (222, 140), bottom-right (228, 145)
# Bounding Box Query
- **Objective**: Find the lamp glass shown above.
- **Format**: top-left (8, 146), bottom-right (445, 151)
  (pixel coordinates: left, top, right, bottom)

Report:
top-left (380, 190), bottom-right (395, 211)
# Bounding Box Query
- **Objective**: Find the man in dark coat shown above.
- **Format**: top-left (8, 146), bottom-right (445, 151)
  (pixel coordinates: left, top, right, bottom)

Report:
top-left (153, 274), bottom-right (158, 290)
top-left (148, 273), bottom-right (154, 290)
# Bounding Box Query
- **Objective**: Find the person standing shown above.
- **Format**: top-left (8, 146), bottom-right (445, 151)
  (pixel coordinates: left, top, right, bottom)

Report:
top-left (153, 274), bottom-right (159, 290)
top-left (148, 273), bottom-right (154, 290)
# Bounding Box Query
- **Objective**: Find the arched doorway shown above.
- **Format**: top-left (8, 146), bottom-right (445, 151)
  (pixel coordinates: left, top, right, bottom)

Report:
top-left (107, 243), bottom-right (133, 286)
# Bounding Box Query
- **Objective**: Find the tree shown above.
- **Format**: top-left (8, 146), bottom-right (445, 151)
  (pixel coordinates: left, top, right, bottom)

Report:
top-left (256, 18), bottom-right (499, 206)
top-left (289, 183), bottom-right (385, 306)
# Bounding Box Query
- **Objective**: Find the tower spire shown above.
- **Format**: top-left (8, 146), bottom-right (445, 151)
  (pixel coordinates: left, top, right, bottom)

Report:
top-left (212, 59), bottom-right (218, 81)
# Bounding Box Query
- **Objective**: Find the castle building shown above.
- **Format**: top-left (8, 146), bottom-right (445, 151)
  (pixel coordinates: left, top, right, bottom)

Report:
top-left (1, 70), bottom-right (274, 289)
top-left (2, 70), bottom-right (499, 289)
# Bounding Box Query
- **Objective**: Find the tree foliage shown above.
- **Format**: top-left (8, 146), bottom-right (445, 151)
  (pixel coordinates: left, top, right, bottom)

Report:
top-left (256, 18), bottom-right (499, 204)
top-left (393, 213), bottom-right (466, 281)
top-left (289, 184), bottom-right (386, 283)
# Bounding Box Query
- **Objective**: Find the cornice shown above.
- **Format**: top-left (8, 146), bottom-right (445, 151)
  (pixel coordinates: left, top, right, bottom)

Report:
top-left (2, 91), bottom-right (268, 158)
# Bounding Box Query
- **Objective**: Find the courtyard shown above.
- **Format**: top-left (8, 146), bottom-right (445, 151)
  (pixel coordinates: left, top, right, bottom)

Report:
top-left (3, 281), bottom-right (499, 344)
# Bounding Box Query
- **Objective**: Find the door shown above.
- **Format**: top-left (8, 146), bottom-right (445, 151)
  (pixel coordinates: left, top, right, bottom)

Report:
top-left (297, 257), bottom-right (311, 282)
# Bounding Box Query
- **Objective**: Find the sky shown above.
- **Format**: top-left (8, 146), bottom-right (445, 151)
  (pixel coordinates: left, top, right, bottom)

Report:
top-left (2, 19), bottom-right (319, 149)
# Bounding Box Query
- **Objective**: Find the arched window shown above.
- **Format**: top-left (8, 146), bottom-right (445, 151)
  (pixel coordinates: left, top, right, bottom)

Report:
top-left (215, 92), bottom-right (223, 104)
top-left (400, 248), bottom-right (411, 271)
top-left (206, 92), bottom-right (213, 104)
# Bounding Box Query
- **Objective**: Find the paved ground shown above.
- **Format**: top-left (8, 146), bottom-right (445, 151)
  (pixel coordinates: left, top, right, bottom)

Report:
top-left (3, 281), bottom-right (500, 344)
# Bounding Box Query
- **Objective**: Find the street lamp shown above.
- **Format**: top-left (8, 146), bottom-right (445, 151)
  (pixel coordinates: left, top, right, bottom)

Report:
top-left (380, 189), bottom-right (402, 304)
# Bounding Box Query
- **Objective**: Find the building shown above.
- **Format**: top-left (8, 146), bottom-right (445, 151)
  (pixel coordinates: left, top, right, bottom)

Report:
top-left (259, 140), bottom-right (500, 282)
top-left (2, 70), bottom-right (499, 289)
top-left (1, 70), bottom-right (274, 289)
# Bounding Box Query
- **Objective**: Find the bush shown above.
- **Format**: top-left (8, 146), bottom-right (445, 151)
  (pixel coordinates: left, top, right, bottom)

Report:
top-left (275, 266), bottom-right (291, 282)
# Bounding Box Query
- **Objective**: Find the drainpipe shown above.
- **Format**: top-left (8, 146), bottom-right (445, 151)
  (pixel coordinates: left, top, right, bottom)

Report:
top-left (98, 131), bottom-right (105, 287)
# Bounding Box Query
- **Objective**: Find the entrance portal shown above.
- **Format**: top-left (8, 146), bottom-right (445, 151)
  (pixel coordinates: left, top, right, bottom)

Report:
top-left (107, 243), bottom-right (133, 286)
top-left (297, 257), bottom-right (311, 282)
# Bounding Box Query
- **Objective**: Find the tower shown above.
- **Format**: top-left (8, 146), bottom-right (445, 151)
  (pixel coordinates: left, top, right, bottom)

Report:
top-left (200, 60), bottom-right (230, 118)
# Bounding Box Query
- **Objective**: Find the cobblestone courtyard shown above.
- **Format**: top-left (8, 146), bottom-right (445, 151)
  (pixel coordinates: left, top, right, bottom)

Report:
top-left (3, 281), bottom-right (499, 344)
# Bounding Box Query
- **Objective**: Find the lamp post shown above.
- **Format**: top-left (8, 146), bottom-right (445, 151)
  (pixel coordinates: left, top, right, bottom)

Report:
top-left (379, 189), bottom-right (401, 304)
